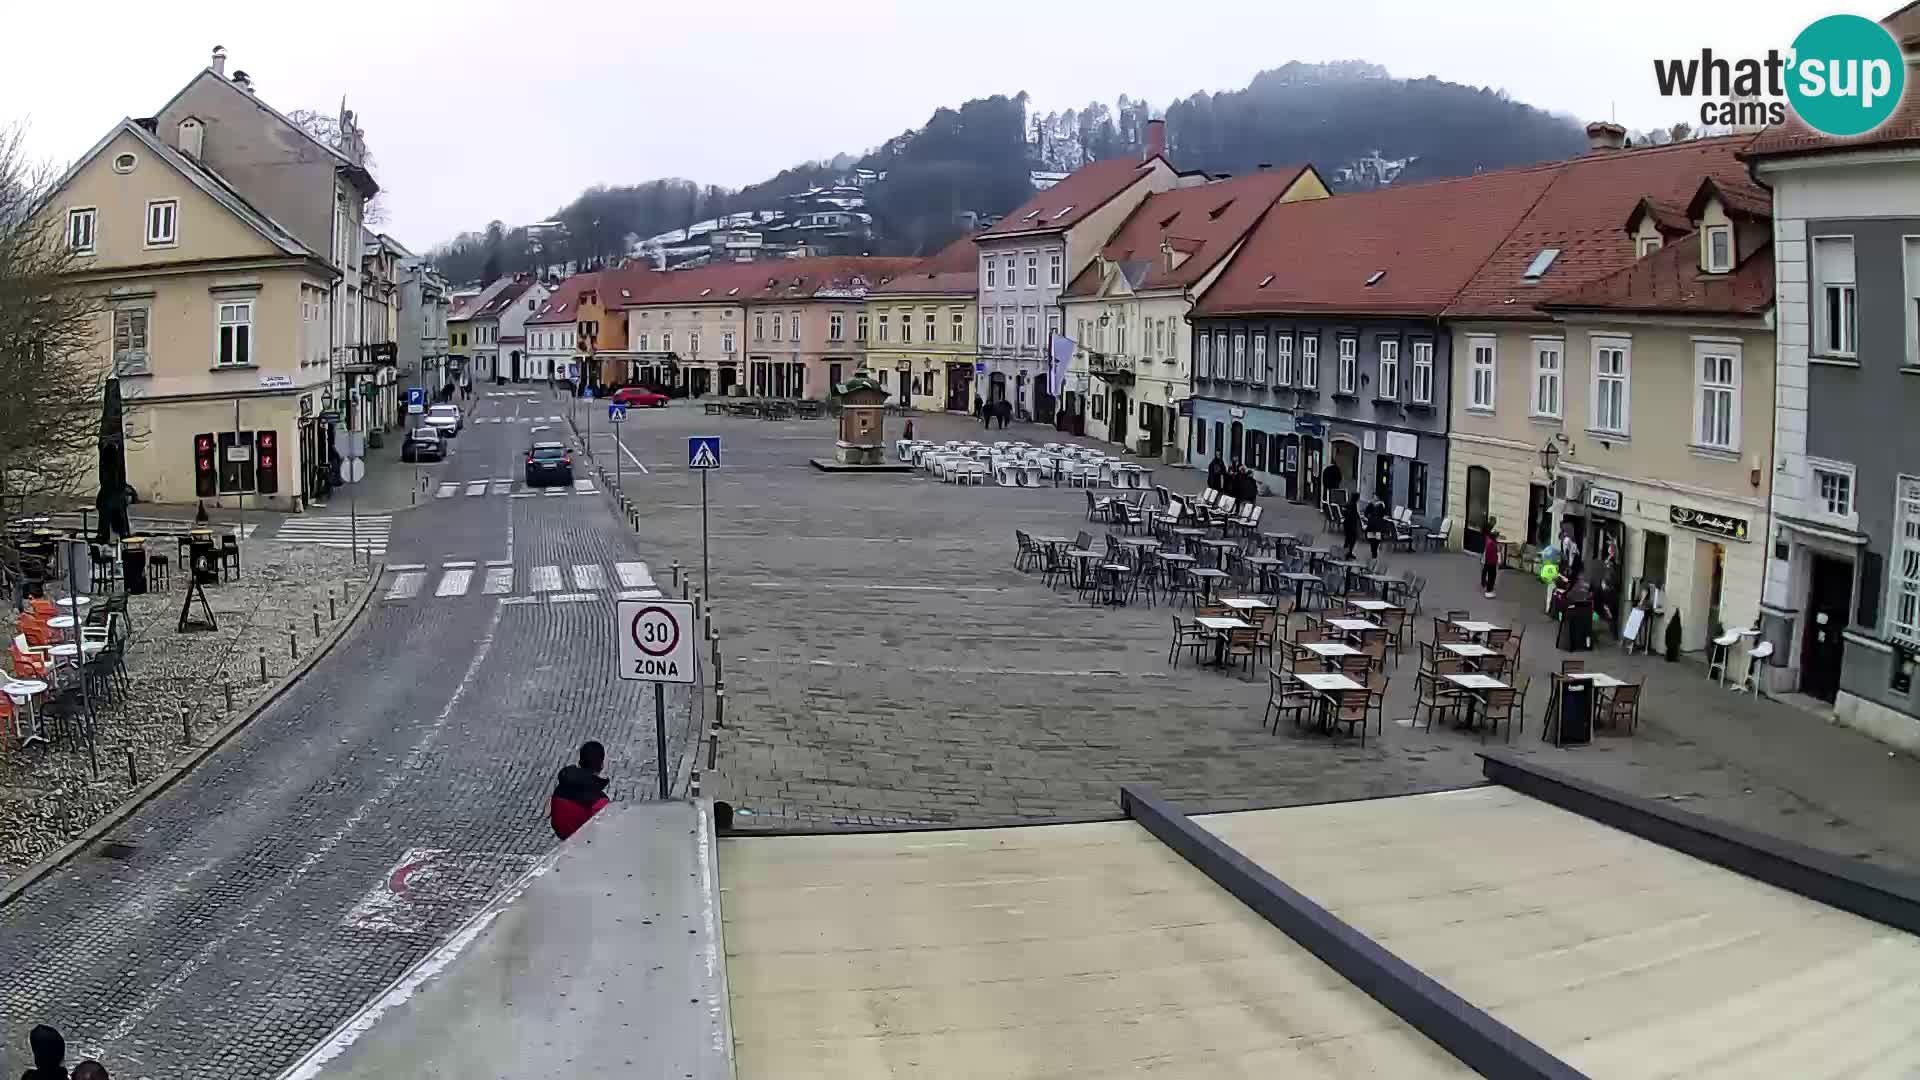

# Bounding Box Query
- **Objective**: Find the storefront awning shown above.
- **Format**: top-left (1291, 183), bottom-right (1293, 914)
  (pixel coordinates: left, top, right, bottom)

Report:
top-left (1776, 513), bottom-right (1870, 547)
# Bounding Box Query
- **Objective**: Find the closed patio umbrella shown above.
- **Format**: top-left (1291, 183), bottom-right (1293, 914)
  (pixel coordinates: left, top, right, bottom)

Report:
top-left (93, 377), bottom-right (130, 545)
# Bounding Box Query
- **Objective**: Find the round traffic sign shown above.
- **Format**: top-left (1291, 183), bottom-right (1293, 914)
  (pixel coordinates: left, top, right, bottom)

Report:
top-left (629, 605), bottom-right (680, 658)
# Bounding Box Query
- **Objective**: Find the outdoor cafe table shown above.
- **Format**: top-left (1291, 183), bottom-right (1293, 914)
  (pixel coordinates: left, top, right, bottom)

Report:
top-left (1244, 555), bottom-right (1284, 596)
top-left (1348, 599), bottom-right (1398, 614)
top-left (1294, 671), bottom-right (1366, 731)
top-left (48, 641), bottom-right (105, 663)
top-left (1169, 527), bottom-right (1207, 552)
top-left (1194, 538), bottom-right (1238, 568)
top-left (54, 597), bottom-right (91, 610)
top-left (1327, 617), bottom-right (1383, 643)
top-left (1118, 536), bottom-right (1161, 551)
top-left (1221, 597), bottom-right (1271, 613)
top-left (1328, 560), bottom-right (1368, 594)
top-left (1194, 615), bottom-right (1250, 668)
top-left (1443, 672), bottom-right (1509, 730)
top-left (1064, 550), bottom-right (1102, 590)
top-left (1451, 619), bottom-right (1503, 638)
top-left (1441, 642), bottom-right (1498, 669)
top-left (1277, 571), bottom-right (1322, 611)
top-left (1303, 641), bottom-right (1361, 669)
top-left (1190, 568), bottom-right (1229, 604)
top-left (1359, 572), bottom-right (1402, 598)
top-left (1567, 671), bottom-right (1630, 723)
top-left (3, 678), bottom-right (47, 746)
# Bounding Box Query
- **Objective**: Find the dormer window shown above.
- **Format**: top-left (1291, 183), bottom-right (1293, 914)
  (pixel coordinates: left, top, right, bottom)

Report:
top-left (1637, 235), bottom-right (1662, 258)
top-left (1705, 225), bottom-right (1733, 273)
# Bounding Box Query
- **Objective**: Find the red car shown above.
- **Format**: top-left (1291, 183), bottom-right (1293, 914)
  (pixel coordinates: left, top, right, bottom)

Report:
top-left (610, 387), bottom-right (670, 408)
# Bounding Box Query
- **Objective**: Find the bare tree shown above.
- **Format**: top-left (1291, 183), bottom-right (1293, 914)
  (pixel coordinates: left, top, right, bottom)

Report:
top-left (0, 124), bottom-right (111, 534)
top-left (288, 108), bottom-right (387, 225)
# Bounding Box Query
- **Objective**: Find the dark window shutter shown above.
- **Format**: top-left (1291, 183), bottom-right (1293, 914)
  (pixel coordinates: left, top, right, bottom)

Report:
top-left (1857, 550), bottom-right (1883, 630)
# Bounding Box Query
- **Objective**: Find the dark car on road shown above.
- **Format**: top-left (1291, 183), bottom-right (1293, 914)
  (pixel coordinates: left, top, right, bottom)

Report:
top-left (525, 441), bottom-right (573, 486)
top-left (401, 428), bottom-right (446, 462)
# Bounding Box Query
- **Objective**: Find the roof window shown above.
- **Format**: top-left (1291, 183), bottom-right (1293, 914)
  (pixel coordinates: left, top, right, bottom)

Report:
top-left (1364, 271), bottom-right (1387, 287)
top-left (1521, 248), bottom-right (1561, 280)
top-left (1259, 274), bottom-right (1275, 288)
top-left (1051, 205), bottom-right (1075, 219)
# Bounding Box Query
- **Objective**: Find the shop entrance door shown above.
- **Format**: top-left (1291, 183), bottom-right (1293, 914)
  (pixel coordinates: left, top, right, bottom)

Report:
top-left (1801, 555), bottom-right (1853, 701)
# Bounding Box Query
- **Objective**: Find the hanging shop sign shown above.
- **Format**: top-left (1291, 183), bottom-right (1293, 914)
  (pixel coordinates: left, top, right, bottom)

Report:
top-left (1587, 486), bottom-right (1623, 514)
top-left (1670, 504), bottom-right (1750, 542)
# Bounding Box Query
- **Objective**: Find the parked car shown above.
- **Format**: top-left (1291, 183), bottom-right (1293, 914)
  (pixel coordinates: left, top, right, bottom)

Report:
top-left (424, 403), bottom-right (463, 436)
top-left (401, 428), bottom-right (446, 462)
top-left (610, 387), bottom-right (669, 408)
top-left (525, 441), bottom-right (573, 487)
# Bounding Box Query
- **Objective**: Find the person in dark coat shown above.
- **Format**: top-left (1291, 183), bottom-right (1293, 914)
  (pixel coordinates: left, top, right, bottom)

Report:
top-left (550, 741), bottom-right (610, 841)
top-left (1206, 454), bottom-right (1226, 493)
top-left (998, 399), bottom-right (1013, 430)
top-left (22, 1024), bottom-right (66, 1080)
top-left (1342, 490), bottom-right (1362, 559)
top-left (1321, 460), bottom-right (1343, 500)
top-left (1363, 490), bottom-right (1389, 560)
top-left (71, 1063), bottom-right (107, 1080)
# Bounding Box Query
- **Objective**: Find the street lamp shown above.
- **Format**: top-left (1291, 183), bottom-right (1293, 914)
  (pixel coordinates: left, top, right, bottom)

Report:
top-left (1539, 438), bottom-right (1559, 476)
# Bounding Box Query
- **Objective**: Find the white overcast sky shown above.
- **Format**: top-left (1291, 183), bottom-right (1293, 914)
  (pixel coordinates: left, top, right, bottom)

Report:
top-left (4, 0), bottom-right (1822, 252)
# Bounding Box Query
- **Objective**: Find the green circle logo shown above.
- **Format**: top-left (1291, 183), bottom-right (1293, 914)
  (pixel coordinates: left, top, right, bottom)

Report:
top-left (1787, 14), bottom-right (1906, 137)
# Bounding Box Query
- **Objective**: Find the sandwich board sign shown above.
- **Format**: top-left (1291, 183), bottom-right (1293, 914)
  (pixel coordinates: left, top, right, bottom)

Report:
top-left (617, 599), bottom-right (694, 684)
top-left (688, 435), bottom-right (721, 469)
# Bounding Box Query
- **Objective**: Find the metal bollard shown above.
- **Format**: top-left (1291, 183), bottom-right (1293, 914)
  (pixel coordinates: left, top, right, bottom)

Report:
top-left (313, 605), bottom-right (322, 637)
top-left (289, 625), bottom-right (299, 661)
top-left (223, 681), bottom-right (234, 713)
top-left (181, 706), bottom-right (192, 743)
top-left (671, 561), bottom-right (681, 591)
top-left (259, 649), bottom-right (267, 681)
top-left (329, 593), bottom-right (337, 621)
top-left (714, 680), bottom-right (726, 730)
top-left (126, 749), bottom-right (139, 786)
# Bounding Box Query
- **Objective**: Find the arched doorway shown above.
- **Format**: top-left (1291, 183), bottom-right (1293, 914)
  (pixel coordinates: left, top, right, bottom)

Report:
top-left (1110, 388), bottom-right (1130, 445)
top-left (1331, 436), bottom-right (1360, 498)
top-left (1463, 465), bottom-right (1491, 553)
top-left (1229, 421), bottom-right (1244, 463)
top-left (510, 350), bottom-right (523, 381)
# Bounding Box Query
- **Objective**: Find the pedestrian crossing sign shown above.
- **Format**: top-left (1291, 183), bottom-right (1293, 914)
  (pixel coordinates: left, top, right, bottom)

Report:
top-left (688, 435), bottom-right (721, 469)
top-left (608, 403), bottom-right (627, 423)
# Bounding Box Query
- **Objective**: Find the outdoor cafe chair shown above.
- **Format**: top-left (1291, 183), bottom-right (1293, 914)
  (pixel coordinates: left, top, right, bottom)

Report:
top-left (1325, 687), bottom-right (1373, 745)
top-left (1013, 531), bottom-right (1039, 572)
top-left (1264, 670), bottom-right (1316, 733)
top-left (1222, 626), bottom-right (1261, 680)
top-left (1478, 687), bottom-right (1520, 744)
top-left (1163, 565), bottom-right (1199, 607)
top-left (1411, 662), bottom-right (1465, 731)
top-left (1359, 635), bottom-right (1389, 672)
top-left (1337, 653), bottom-right (1373, 683)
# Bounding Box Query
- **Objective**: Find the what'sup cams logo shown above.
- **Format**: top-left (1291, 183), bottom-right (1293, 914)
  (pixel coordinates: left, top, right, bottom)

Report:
top-left (1654, 14), bottom-right (1906, 136)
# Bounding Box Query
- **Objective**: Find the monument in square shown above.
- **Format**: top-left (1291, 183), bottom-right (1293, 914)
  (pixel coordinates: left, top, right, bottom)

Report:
top-left (811, 368), bottom-right (912, 472)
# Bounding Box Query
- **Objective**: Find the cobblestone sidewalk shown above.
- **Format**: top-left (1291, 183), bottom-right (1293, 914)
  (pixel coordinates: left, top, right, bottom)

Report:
top-left (0, 542), bottom-right (371, 879)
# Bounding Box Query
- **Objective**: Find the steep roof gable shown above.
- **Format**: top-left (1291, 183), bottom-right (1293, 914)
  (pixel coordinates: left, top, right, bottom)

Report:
top-left (979, 157), bottom-right (1159, 240)
top-left (1064, 166), bottom-right (1318, 298)
top-left (528, 273), bottom-right (603, 325)
top-left (872, 233), bottom-right (980, 295)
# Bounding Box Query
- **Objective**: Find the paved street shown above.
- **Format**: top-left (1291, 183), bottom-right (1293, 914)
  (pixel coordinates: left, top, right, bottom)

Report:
top-left (608, 405), bottom-right (1920, 870)
top-left (0, 387), bottom-right (693, 1080)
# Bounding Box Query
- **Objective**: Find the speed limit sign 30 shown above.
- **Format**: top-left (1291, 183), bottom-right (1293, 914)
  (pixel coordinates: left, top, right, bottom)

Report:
top-left (617, 599), bottom-right (696, 683)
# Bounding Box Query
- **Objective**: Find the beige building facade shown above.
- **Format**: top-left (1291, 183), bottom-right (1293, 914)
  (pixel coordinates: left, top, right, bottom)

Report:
top-left (50, 119), bottom-right (338, 511)
top-left (867, 235), bottom-right (979, 412)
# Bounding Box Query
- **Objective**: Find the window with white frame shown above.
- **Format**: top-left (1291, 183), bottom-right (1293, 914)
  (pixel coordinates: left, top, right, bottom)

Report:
top-left (112, 307), bottom-right (149, 374)
top-left (1694, 342), bottom-right (1740, 451)
top-left (1637, 235), bottom-right (1662, 257)
top-left (901, 312), bottom-right (913, 343)
top-left (1810, 459), bottom-right (1855, 526)
top-left (1814, 236), bottom-right (1857, 357)
top-left (1337, 336), bottom-right (1358, 394)
top-left (829, 312), bottom-right (844, 340)
top-left (1004, 315), bottom-right (1015, 345)
top-left (1154, 319), bottom-right (1166, 357)
top-left (1197, 331), bottom-right (1211, 378)
top-left (982, 315), bottom-right (995, 347)
top-left (1705, 225), bottom-right (1733, 273)
top-left (1215, 332), bottom-right (1230, 380)
top-left (1116, 319), bottom-right (1127, 355)
top-left (754, 314), bottom-right (765, 341)
top-left (1531, 338), bottom-right (1561, 418)
top-left (722, 330), bottom-right (735, 353)
top-left (636, 332), bottom-right (650, 352)
top-left (1026, 254), bottom-right (1038, 286)
top-left (984, 258), bottom-right (995, 289)
top-left (1468, 336), bottom-right (1496, 410)
top-left (66, 208), bottom-right (95, 253)
top-left (1232, 332), bottom-right (1247, 381)
top-left (1002, 257), bottom-right (1015, 284)
top-left (1411, 340), bottom-right (1433, 403)
top-left (145, 199), bottom-right (178, 246)
top-left (856, 314), bottom-right (868, 342)
top-left (1251, 334), bottom-right (1267, 382)
top-left (1300, 335), bottom-right (1319, 389)
top-left (1047, 311), bottom-right (1060, 349)
top-left (661, 331), bottom-right (673, 354)
top-left (1025, 313), bottom-right (1038, 347)
top-left (216, 300), bottom-right (253, 367)
top-left (1591, 337), bottom-right (1631, 434)
top-left (773, 315), bottom-right (784, 342)
top-left (1894, 476), bottom-right (1920, 645)
top-left (1377, 339), bottom-right (1399, 399)
top-left (951, 311), bottom-right (964, 342)
top-left (926, 312), bottom-right (937, 342)
top-left (877, 314), bottom-right (890, 342)
top-left (1049, 252), bottom-right (1062, 286)
top-left (1274, 334), bottom-right (1293, 385)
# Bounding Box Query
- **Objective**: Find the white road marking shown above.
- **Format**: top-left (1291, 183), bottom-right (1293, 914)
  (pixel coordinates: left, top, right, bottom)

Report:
top-left (617, 588), bottom-right (664, 599)
top-left (572, 478), bottom-right (597, 494)
top-left (435, 569), bottom-right (472, 597)
top-left (606, 432), bottom-right (649, 474)
top-left (530, 425), bottom-right (550, 433)
top-left (498, 595), bottom-right (538, 606)
top-left (509, 492), bottom-right (536, 499)
top-left (485, 558), bottom-right (512, 567)
top-left (435, 484), bottom-right (457, 499)
top-left (614, 561), bottom-right (653, 588)
top-left (385, 572), bottom-right (424, 600)
top-left (543, 488), bottom-right (566, 497)
top-left (571, 564), bottom-right (606, 590)
top-left (482, 567), bottom-right (513, 594)
top-left (465, 481), bottom-right (487, 496)
top-left (387, 563), bottom-right (427, 572)
top-left (491, 480), bottom-right (512, 494)
top-left (529, 565), bottom-right (562, 592)
top-left (442, 560), bottom-right (476, 568)
top-left (547, 592), bottom-right (598, 603)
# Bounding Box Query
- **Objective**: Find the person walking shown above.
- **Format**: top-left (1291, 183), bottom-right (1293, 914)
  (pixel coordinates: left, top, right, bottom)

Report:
top-left (1235, 464), bottom-right (1258, 508)
top-left (1206, 453), bottom-right (1226, 493)
top-left (998, 399), bottom-right (1013, 430)
top-left (1321, 460), bottom-right (1343, 523)
top-left (1364, 489), bottom-right (1389, 561)
top-left (902, 417), bottom-right (915, 443)
top-left (71, 1063), bottom-right (108, 1080)
top-left (1481, 517), bottom-right (1502, 599)
top-left (1342, 490), bottom-right (1362, 559)
top-left (980, 397), bottom-right (993, 429)
top-left (550, 741), bottom-right (610, 841)
top-left (21, 1025), bottom-right (67, 1080)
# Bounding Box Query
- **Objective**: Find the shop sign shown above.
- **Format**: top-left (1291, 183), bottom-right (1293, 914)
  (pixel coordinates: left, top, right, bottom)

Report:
top-left (1293, 417), bottom-right (1326, 436)
top-left (1362, 430), bottom-right (1377, 452)
top-left (1228, 406), bottom-right (1245, 420)
top-left (1670, 504), bottom-right (1750, 542)
top-left (1384, 431), bottom-right (1419, 459)
top-left (299, 394), bottom-right (313, 419)
top-left (1587, 486), bottom-right (1623, 513)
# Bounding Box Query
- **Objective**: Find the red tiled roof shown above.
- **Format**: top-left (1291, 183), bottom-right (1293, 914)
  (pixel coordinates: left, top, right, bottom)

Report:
top-left (612, 257), bottom-right (918, 307)
top-left (1064, 167), bottom-right (1317, 298)
top-left (1746, 7), bottom-right (1920, 159)
top-left (1443, 134), bottom-right (1760, 319)
top-left (873, 233), bottom-right (979, 295)
top-left (474, 275), bottom-right (539, 318)
top-left (527, 272), bottom-right (601, 325)
top-left (734, 256), bottom-right (921, 301)
top-left (1626, 198), bottom-right (1694, 238)
top-left (1193, 166), bottom-right (1562, 318)
top-left (1541, 235), bottom-right (1774, 317)
top-left (448, 277), bottom-right (517, 323)
top-left (599, 265), bottom-right (662, 307)
top-left (978, 156), bottom-right (1160, 239)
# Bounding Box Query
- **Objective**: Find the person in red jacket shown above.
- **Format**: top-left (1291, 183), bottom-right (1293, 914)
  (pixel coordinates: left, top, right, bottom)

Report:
top-left (550, 740), bottom-right (610, 840)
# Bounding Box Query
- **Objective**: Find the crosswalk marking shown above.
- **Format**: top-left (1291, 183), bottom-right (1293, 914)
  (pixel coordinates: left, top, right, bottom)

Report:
top-left (573, 478), bottom-right (597, 494)
top-left (475, 414), bottom-right (565, 423)
top-left (429, 478), bottom-right (610, 500)
top-left (491, 480), bottom-right (511, 495)
top-left (614, 562), bottom-right (653, 588)
top-left (548, 592), bottom-right (596, 604)
top-left (543, 488), bottom-right (565, 497)
top-left (386, 571), bottom-right (425, 600)
top-left (444, 560), bottom-right (476, 568)
top-left (571, 564), bottom-right (606, 590)
top-left (465, 481), bottom-right (487, 497)
top-left (435, 569), bottom-right (472, 597)
top-left (617, 588), bottom-right (663, 600)
top-left (482, 567), bottom-right (514, 594)
top-left (529, 565), bottom-right (562, 592)
top-left (272, 514), bottom-right (391, 556)
top-left (436, 483), bottom-right (458, 499)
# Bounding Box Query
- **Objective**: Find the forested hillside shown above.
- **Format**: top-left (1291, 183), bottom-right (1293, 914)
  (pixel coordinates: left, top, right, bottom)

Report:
top-left (428, 61), bottom-right (1586, 283)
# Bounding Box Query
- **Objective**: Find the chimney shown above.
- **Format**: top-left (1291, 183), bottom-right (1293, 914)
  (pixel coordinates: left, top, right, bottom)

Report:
top-left (232, 70), bottom-right (253, 94)
top-left (178, 116), bottom-right (204, 159)
top-left (1144, 118), bottom-right (1166, 161)
top-left (1585, 121), bottom-right (1627, 152)
top-left (210, 45), bottom-right (227, 77)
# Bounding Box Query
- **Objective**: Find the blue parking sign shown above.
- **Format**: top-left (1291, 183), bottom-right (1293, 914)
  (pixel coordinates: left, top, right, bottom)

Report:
top-left (687, 436), bottom-right (721, 469)
top-left (406, 386), bottom-right (425, 414)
